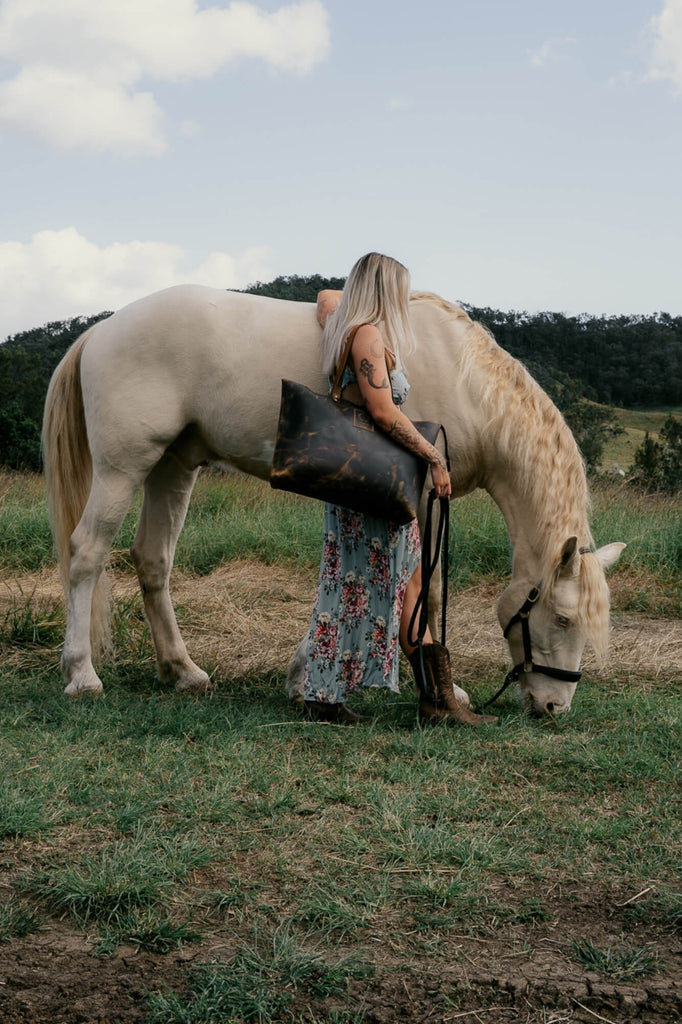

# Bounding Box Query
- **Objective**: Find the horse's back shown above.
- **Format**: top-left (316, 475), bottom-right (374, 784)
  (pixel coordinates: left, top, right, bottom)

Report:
top-left (78, 286), bottom-right (325, 476)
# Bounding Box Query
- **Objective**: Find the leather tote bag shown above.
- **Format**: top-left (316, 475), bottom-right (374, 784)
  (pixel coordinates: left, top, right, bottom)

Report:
top-left (269, 328), bottom-right (442, 524)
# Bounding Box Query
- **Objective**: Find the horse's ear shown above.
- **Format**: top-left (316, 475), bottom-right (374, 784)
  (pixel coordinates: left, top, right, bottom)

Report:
top-left (558, 536), bottom-right (579, 577)
top-left (594, 541), bottom-right (626, 570)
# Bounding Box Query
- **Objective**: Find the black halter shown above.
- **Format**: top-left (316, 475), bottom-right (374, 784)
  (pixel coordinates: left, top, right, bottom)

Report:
top-left (477, 583), bottom-right (583, 711)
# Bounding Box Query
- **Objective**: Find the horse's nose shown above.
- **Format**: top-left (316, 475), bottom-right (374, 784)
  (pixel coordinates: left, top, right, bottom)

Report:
top-left (544, 699), bottom-right (565, 715)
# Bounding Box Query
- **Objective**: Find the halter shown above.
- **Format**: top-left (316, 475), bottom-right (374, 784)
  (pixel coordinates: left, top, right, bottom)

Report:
top-left (477, 575), bottom-right (586, 712)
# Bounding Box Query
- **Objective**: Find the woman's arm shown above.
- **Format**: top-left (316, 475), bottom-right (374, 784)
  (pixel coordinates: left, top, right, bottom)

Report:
top-left (316, 290), bottom-right (342, 328)
top-left (349, 325), bottom-right (451, 497)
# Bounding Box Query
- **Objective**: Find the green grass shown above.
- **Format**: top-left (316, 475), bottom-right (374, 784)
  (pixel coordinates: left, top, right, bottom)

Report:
top-left (0, 897), bottom-right (43, 942)
top-left (146, 923), bottom-right (373, 1024)
top-left (603, 406), bottom-right (681, 472)
top-left (17, 829), bottom-right (215, 928)
top-left (2, 470), bottom-right (679, 599)
top-left (0, 591), bottom-right (64, 646)
top-left (0, 468), bottom-right (680, 1019)
top-left (570, 936), bottom-right (659, 980)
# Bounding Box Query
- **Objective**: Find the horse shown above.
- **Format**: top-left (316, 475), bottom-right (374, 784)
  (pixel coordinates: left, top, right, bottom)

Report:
top-left (42, 284), bottom-right (625, 715)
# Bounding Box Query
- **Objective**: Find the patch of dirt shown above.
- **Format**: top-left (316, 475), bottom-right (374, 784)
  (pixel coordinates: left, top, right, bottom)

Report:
top-left (0, 905), bottom-right (680, 1023)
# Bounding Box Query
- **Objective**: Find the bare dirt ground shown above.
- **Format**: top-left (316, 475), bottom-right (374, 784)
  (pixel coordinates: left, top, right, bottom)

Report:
top-left (1, 909), bottom-right (681, 1024)
top-left (1, 563), bottom-right (681, 1024)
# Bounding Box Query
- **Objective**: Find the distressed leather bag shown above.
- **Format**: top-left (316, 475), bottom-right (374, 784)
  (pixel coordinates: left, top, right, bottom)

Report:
top-left (269, 327), bottom-right (442, 524)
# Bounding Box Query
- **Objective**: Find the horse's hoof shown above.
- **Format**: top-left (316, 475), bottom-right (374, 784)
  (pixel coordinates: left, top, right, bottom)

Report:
top-left (174, 670), bottom-right (213, 694)
top-left (453, 684), bottom-right (471, 707)
top-left (64, 680), bottom-right (105, 699)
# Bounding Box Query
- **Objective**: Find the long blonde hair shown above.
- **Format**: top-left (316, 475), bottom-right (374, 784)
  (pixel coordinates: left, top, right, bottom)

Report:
top-left (320, 252), bottom-right (416, 374)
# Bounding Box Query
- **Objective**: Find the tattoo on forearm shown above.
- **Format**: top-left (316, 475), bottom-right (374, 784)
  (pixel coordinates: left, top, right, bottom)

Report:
top-left (388, 420), bottom-right (447, 470)
top-left (358, 358), bottom-right (389, 390)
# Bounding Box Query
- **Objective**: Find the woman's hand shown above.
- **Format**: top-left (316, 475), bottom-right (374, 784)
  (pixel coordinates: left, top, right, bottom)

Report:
top-left (430, 457), bottom-right (452, 499)
top-left (316, 290), bottom-right (342, 328)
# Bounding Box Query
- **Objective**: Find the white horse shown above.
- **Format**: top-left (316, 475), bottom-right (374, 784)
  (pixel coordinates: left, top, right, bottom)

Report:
top-left (42, 285), bottom-right (624, 715)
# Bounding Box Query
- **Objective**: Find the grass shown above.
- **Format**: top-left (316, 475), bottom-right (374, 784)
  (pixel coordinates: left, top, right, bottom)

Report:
top-left (146, 923), bottom-right (373, 1023)
top-left (0, 898), bottom-right (43, 942)
top-left (0, 467), bottom-right (680, 1019)
top-left (17, 829), bottom-right (215, 933)
top-left (0, 590), bottom-right (64, 646)
top-left (570, 936), bottom-right (659, 980)
top-left (605, 406), bottom-right (680, 471)
top-left (2, 459), bottom-right (680, 588)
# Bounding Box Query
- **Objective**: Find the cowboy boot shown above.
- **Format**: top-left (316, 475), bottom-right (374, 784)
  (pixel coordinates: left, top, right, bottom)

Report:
top-left (408, 643), bottom-right (497, 726)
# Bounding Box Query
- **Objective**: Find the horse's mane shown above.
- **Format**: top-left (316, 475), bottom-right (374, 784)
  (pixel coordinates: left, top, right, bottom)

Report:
top-left (410, 291), bottom-right (611, 660)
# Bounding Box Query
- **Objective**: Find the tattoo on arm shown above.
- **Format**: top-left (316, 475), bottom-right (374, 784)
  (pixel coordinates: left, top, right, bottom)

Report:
top-left (388, 420), bottom-right (447, 469)
top-left (358, 358), bottom-right (389, 390)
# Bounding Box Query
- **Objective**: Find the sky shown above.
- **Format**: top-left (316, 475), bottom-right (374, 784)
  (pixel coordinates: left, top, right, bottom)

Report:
top-left (1, 0), bottom-right (681, 341)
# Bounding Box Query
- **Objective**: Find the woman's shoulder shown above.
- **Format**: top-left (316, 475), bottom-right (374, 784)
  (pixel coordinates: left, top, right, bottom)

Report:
top-left (350, 323), bottom-right (383, 345)
top-left (350, 324), bottom-right (395, 366)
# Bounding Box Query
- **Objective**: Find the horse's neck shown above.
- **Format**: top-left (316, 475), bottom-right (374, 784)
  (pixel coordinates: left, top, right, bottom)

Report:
top-left (486, 475), bottom-right (554, 582)
top-left (483, 419), bottom-right (592, 589)
top-left (421, 309), bottom-right (589, 583)
top-left (409, 300), bottom-right (590, 582)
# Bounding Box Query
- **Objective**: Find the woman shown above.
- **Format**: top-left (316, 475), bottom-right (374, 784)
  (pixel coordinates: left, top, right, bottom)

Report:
top-left (302, 253), bottom-right (496, 727)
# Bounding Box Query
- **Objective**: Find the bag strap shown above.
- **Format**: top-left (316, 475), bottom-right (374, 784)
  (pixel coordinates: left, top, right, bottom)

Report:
top-left (330, 324), bottom-right (365, 402)
top-left (407, 428), bottom-right (451, 650)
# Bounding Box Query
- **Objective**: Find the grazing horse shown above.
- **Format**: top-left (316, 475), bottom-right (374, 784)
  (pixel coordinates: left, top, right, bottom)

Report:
top-left (42, 285), bottom-right (624, 714)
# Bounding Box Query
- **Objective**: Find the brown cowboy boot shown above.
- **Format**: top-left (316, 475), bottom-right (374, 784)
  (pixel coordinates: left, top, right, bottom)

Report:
top-left (409, 643), bottom-right (497, 726)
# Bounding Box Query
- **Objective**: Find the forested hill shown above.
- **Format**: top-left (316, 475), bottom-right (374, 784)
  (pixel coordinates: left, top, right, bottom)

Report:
top-left (463, 305), bottom-right (681, 410)
top-left (1, 275), bottom-right (680, 471)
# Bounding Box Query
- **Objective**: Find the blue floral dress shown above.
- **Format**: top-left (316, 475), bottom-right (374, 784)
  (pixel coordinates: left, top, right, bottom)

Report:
top-left (302, 363), bottom-right (422, 704)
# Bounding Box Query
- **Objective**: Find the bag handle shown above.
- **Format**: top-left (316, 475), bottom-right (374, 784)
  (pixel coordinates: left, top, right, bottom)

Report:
top-left (330, 325), bottom-right (364, 403)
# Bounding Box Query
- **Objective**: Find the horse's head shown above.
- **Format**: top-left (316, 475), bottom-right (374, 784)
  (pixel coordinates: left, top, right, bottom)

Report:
top-left (497, 538), bottom-right (626, 716)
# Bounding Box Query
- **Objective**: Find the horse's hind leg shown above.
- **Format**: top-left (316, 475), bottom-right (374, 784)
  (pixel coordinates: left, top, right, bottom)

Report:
top-left (63, 470), bottom-right (141, 697)
top-left (131, 451), bottom-right (210, 693)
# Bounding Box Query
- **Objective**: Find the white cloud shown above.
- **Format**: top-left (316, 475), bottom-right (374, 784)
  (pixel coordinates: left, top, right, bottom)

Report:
top-left (648, 0), bottom-right (682, 90)
top-left (0, 0), bottom-right (330, 156)
top-left (0, 227), bottom-right (273, 339)
top-left (528, 36), bottom-right (576, 68)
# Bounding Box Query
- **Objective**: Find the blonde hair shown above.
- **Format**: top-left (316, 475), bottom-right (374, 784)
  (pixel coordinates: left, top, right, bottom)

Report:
top-left (320, 252), bottom-right (416, 374)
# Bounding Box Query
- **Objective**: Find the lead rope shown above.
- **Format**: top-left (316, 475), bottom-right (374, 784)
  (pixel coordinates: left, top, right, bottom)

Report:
top-left (406, 426), bottom-right (451, 688)
top-left (406, 489), bottom-right (449, 695)
top-left (407, 488), bottom-right (449, 649)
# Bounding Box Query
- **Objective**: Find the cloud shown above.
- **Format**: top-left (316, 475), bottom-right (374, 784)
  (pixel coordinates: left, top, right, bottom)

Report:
top-left (0, 227), bottom-right (273, 339)
top-left (528, 36), bottom-right (576, 68)
top-left (648, 0), bottom-right (682, 90)
top-left (0, 0), bottom-right (330, 156)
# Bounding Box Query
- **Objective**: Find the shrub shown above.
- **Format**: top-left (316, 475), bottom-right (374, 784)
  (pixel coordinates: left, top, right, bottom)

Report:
top-left (631, 415), bottom-right (682, 493)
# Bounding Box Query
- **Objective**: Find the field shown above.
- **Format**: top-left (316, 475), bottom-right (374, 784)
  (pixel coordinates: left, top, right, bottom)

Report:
top-left (0, 468), bottom-right (680, 1024)
top-left (604, 407), bottom-right (680, 475)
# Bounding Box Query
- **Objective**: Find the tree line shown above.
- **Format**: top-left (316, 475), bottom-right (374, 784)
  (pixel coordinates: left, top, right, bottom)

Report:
top-left (1, 275), bottom-right (680, 490)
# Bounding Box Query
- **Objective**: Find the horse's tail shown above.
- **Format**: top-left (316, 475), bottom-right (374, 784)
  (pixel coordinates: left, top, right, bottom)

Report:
top-left (42, 328), bottom-right (111, 660)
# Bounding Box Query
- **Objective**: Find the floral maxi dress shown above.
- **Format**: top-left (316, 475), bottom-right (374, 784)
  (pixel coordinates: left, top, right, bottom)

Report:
top-left (302, 366), bottom-right (421, 705)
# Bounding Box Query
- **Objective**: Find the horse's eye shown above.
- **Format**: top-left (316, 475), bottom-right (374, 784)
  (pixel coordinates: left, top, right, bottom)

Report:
top-left (554, 614), bottom-right (570, 628)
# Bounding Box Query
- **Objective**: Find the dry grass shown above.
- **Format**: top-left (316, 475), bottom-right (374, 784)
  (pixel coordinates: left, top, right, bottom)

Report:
top-left (2, 561), bottom-right (680, 694)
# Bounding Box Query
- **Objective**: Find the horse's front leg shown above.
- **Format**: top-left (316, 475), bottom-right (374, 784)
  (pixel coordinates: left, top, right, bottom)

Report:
top-left (131, 453), bottom-right (210, 693)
